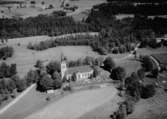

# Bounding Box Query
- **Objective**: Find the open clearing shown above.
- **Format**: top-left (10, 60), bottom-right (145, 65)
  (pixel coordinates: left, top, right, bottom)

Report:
top-left (24, 86), bottom-right (117, 119)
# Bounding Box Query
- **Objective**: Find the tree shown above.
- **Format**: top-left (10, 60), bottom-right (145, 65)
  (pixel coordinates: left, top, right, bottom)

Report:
top-left (141, 56), bottom-right (154, 71)
top-left (46, 61), bottom-right (60, 75)
top-left (38, 74), bottom-right (53, 91)
top-left (95, 57), bottom-right (104, 66)
top-left (52, 71), bottom-right (61, 80)
top-left (92, 66), bottom-right (100, 77)
top-left (125, 75), bottom-right (141, 100)
top-left (151, 68), bottom-right (159, 78)
top-left (84, 56), bottom-right (95, 65)
top-left (0, 62), bottom-right (10, 78)
top-left (103, 56), bottom-right (116, 71)
top-left (26, 70), bottom-right (39, 86)
top-left (5, 79), bottom-right (16, 93)
top-left (15, 78), bottom-right (27, 92)
top-left (35, 60), bottom-right (43, 69)
top-left (53, 79), bottom-right (62, 89)
top-left (110, 67), bottom-right (126, 81)
top-left (11, 74), bottom-right (20, 82)
top-left (9, 63), bottom-right (17, 77)
top-left (140, 84), bottom-right (156, 99)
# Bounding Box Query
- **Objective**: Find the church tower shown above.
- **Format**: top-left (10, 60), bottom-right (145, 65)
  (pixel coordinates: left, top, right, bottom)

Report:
top-left (60, 53), bottom-right (67, 79)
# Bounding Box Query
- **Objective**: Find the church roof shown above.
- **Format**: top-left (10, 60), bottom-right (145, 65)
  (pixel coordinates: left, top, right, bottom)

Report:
top-left (67, 65), bottom-right (93, 75)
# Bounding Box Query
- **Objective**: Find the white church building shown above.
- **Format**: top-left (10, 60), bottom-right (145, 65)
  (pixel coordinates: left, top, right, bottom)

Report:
top-left (61, 55), bottom-right (94, 81)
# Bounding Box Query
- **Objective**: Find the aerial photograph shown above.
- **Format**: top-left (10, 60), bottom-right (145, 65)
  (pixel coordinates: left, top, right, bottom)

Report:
top-left (0, 0), bottom-right (167, 119)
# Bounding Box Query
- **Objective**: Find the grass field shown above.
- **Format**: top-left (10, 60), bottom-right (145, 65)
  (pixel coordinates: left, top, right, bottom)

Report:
top-left (24, 86), bottom-right (117, 119)
top-left (1, 35), bottom-right (130, 78)
top-left (78, 93), bottom-right (122, 119)
top-left (0, 85), bottom-right (66, 119)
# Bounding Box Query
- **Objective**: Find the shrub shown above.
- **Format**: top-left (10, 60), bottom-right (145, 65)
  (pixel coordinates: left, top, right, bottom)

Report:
top-left (46, 96), bottom-right (50, 101)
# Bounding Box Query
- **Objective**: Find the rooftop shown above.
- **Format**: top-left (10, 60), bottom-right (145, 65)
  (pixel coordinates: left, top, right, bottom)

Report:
top-left (67, 65), bottom-right (93, 75)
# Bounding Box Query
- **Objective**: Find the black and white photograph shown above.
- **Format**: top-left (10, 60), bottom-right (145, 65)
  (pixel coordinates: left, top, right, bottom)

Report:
top-left (0, 0), bottom-right (167, 119)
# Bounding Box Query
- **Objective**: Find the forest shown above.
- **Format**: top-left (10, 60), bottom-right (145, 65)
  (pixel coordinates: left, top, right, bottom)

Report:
top-left (91, 2), bottom-right (167, 17)
top-left (107, 0), bottom-right (167, 3)
top-left (0, 11), bottom-right (95, 39)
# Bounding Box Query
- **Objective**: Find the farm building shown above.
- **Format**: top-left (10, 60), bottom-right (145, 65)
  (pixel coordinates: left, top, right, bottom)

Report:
top-left (150, 53), bottom-right (167, 71)
top-left (61, 55), bottom-right (94, 81)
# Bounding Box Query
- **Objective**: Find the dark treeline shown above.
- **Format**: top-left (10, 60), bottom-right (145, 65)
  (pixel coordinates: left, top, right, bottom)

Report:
top-left (0, 13), bottom-right (95, 39)
top-left (27, 34), bottom-right (97, 51)
top-left (86, 2), bottom-right (167, 53)
top-left (87, 2), bottom-right (167, 35)
top-left (93, 2), bottom-right (167, 16)
top-left (107, 0), bottom-right (167, 3)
